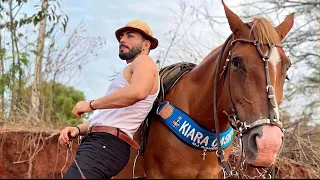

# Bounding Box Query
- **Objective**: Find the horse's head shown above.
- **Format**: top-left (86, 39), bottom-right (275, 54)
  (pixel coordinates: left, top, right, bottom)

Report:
top-left (220, 1), bottom-right (294, 167)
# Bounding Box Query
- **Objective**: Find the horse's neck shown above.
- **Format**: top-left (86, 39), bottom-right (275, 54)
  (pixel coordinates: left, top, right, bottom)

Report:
top-left (183, 44), bottom-right (229, 131)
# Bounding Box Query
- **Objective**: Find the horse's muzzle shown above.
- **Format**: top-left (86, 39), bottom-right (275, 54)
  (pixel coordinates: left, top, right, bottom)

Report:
top-left (243, 125), bottom-right (283, 167)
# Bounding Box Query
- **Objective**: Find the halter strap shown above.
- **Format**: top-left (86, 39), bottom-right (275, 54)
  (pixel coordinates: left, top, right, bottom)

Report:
top-left (222, 22), bottom-right (283, 132)
top-left (213, 22), bottom-right (284, 178)
top-left (213, 34), bottom-right (233, 175)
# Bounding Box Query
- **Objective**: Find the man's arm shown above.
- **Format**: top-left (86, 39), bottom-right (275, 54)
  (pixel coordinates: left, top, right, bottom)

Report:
top-left (77, 121), bottom-right (91, 136)
top-left (59, 121), bottom-right (91, 146)
top-left (91, 55), bottom-right (157, 109)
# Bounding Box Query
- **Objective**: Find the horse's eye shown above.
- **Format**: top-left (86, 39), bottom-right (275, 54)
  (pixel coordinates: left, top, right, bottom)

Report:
top-left (231, 57), bottom-right (241, 68)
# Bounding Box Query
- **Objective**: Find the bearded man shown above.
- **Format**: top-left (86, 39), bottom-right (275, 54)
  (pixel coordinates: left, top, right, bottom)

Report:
top-left (59, 20), bottom-right (159, 179)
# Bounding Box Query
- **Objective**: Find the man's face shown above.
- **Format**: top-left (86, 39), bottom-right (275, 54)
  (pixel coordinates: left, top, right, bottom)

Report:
top-left (119, 31), bottom-right (144, 60)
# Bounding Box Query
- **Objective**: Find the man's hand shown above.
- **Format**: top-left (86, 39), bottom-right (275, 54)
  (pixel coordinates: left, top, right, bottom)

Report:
top-left (72, 101), bottom-right (93, 118)
top-left (59, 127), bottom-right (79, 147)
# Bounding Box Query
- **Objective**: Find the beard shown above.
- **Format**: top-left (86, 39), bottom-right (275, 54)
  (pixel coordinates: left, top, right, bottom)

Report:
top-left (119, 43), bottom-right (143, 60)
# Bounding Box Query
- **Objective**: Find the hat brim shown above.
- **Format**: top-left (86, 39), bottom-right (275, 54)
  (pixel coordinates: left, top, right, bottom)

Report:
top-left (115, 27), bottom-right (158, 50)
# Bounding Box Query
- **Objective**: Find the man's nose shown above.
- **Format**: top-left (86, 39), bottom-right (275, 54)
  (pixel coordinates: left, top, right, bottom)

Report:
top-left (120, 36), bottom-right (126, 43)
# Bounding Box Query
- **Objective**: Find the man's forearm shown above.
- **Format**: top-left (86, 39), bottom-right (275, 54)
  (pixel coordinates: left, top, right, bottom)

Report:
top-left (77, 121), bottom-right (91, 136)
top-left (91, 85), bottom-right (145, 110)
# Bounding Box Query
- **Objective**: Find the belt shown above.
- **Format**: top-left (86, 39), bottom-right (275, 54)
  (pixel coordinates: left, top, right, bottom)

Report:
top-left (88, 126), bottom-right (140, 150)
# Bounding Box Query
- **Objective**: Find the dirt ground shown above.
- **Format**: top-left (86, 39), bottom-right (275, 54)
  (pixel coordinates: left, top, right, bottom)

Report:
top-left (0, 130), bottom-right (78, 179)
top-left (0, 129), bottom-right (318, 179)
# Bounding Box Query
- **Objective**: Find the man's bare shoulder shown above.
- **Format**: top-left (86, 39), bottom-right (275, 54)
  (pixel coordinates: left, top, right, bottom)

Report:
top-left (132, 55), bottom-right (158, 70)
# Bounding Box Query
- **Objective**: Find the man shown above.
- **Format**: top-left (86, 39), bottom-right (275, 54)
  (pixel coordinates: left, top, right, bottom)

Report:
top-left (59, 20), bottom-right (160, 179)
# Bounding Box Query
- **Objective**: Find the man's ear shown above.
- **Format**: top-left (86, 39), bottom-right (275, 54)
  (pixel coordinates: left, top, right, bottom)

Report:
top-left (144, 40), bottom-right (151, 51)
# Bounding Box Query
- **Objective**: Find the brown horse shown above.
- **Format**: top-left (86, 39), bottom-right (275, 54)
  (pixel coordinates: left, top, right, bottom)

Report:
top-left (116, 0), bottom-right (294, 179)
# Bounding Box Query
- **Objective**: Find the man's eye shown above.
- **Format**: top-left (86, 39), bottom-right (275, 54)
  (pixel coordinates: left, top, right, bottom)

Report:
top-left (128, 35), bottom-right (133, 38)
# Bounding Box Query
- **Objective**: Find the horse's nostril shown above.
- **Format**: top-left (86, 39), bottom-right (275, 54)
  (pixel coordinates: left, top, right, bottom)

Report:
top-left (248, 132), bottom-right (259, 155)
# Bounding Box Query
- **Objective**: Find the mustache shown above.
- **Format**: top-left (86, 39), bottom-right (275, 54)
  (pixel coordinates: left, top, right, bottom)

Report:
top-left (119, 44), bottom-right (129, 49)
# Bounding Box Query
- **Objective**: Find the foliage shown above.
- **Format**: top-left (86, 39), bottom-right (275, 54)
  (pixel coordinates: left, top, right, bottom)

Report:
top-left (42, 81), bottom-right (88, 125)
top-left (0, 0), bottom-right (104, 126)
top-left (16, 80), bottom-right (87, 126)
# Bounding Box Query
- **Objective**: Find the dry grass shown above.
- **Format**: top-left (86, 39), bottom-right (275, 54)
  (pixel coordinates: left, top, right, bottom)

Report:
top-left (0, 106), bottom-right (63, 134)
top-left (0, 120), bottom-right (61, 134)
top-left (281, 125), bottom-right (319, 167)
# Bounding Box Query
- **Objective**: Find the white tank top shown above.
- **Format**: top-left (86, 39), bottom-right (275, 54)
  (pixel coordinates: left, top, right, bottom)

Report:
top-left (90, 63), bottom-right (160, 139)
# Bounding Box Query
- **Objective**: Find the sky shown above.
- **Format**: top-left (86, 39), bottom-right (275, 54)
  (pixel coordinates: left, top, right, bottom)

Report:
top-left (56, 0), bottom-right (315, 121)
top-left (61, 0), bottom-right (181, 100)
top-left (58, 0), bottom-right (241, 101)
top-left (14, 0), bottom-right (317, 123)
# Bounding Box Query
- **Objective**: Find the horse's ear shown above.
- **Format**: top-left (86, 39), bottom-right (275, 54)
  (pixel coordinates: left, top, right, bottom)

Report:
top-left (275, 13), bottom-right (295, 41)
top-left (222, 0), bottom-right (245, 33)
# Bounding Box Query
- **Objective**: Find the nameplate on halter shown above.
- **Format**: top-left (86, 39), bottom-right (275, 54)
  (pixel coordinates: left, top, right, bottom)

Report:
top-left (156, 101), bottom-right (234, 151)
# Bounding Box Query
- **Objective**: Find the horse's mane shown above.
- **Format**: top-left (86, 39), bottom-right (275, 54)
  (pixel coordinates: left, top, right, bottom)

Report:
top-left (249, 17), bottom-right (281, 45)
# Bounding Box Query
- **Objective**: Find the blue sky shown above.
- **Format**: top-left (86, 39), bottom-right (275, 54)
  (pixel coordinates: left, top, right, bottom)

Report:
top-left (52, 0), bottom-right (317, 123)
top-left (61, 0), bottom-right (182, 100)
top-left (16, 0), bottom-right (317, 122)
top-left (59, 0), bottom-right (241, 101)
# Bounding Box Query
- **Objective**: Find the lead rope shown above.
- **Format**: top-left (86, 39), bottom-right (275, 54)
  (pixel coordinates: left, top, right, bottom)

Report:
top-left (68, 137), bottom-right (86, 179)
top-left (213, 34), bottom-right (234, 177)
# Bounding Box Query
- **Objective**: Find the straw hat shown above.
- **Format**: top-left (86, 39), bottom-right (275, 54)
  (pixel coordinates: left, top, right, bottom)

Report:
top-left (115, 20), bottom-right (158, 50)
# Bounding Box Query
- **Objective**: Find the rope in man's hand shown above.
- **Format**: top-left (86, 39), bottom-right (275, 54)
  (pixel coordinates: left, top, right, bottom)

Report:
top-left (68, 134), bottom-right (86, 179)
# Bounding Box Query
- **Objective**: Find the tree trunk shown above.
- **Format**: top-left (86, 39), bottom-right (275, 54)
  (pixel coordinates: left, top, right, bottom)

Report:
top-left (30, 0), bottom-right (48, 123)
top-left (11, 1), bottom-right (22, 111)
top-left (51, 73), bottom-right (57, 122)
top-left (0, 32), bottom-right (4, 120)
top-left (8, 0), bottom-right (17, 119)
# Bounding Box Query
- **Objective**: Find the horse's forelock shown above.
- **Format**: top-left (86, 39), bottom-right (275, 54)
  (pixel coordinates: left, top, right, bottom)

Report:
top-left (249, 18), bottom-right (281, 45)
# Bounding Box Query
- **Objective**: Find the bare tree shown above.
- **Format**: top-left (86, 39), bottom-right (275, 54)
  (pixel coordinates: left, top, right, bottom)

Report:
top-left (237, 0), bottom-right (320, 124)
top-left (0, 0), bottom-right (67, 121)
top-left (160, 0), bottom-right (319, 124)
top-left (7, 0), bottom-right (20, 117)
top-left (29, 0), bottom-right (48, 122)
top-left (0, 0), bottom-right (100, 126)
top-left (41, 22), bottom-right (105, 122)
top-left (156, 0), bottom-right (233, 68)
top-left (0, 2), bottom-right (4, 117)
top-left (0, 30), bottom-right (4, 119)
